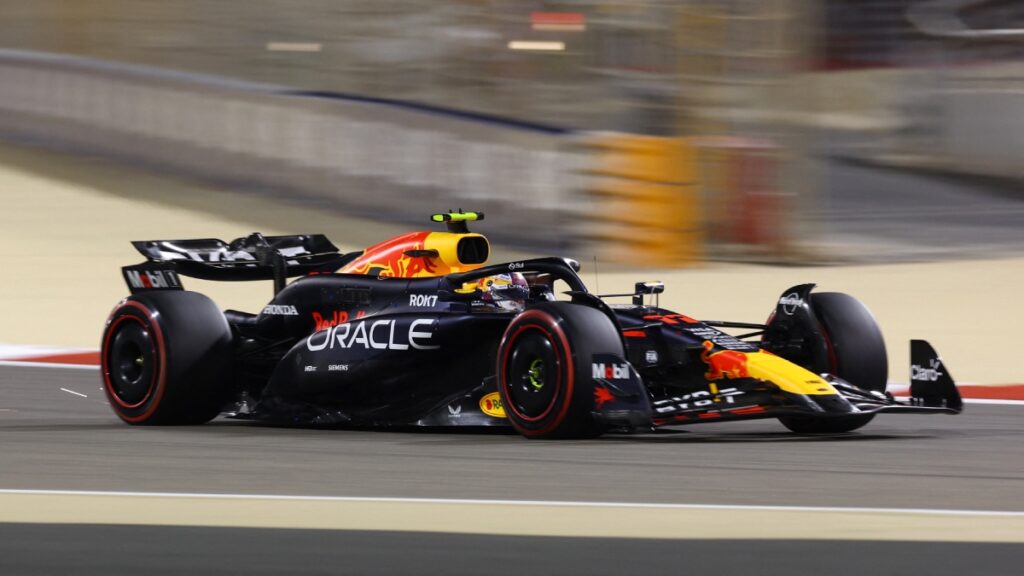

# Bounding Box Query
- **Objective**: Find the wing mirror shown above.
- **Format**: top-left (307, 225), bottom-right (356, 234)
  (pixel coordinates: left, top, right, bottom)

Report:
top-left (633, 281), bottom-right (664, 306)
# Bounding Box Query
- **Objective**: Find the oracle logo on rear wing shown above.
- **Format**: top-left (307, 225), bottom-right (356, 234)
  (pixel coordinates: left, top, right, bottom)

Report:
top-left (122, 264), bottom-right (184, 293)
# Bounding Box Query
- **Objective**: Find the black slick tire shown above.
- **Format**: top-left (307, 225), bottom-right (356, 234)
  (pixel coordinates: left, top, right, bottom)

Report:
top-left (780, 292), bottom-right (888, 433)
top-left (497, 302), bottom-right (622, 439)
top-left (101, 291), bottom-right (233, 425)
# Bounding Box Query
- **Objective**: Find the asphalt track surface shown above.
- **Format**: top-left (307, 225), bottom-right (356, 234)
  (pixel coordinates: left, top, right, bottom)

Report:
top-left (2, 364), bottom-right (1023, 574)
top-left (2, 526), bottom-right (1021, 576)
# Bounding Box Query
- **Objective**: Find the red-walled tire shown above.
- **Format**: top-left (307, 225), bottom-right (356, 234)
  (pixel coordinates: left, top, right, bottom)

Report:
top-left (497, 302), bottom-right (623, 439)
top-left (780, 292), bottom-right (888, 434)
top-left (101, 291), bottom-right (232, 425)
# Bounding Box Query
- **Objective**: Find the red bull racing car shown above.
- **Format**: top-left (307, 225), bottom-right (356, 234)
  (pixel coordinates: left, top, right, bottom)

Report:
top-left (101, 211), bottom-right (962, 438)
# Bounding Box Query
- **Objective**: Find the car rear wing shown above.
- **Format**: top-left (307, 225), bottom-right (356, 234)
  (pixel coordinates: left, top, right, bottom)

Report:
top-left (123, 232), bottom-right (350, 294)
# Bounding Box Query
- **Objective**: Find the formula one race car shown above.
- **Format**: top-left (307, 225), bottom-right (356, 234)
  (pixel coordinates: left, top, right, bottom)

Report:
top-left (101, 211), bottom-right (962, 438)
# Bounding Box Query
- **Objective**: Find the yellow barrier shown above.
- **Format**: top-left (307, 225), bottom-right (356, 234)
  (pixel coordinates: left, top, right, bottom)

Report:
top-left (580, 134), bottom-right (702, 266)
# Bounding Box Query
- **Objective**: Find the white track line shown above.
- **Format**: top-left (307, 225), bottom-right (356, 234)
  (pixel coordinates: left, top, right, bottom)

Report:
top-left (962, 398), bottom-right (1024, 406)
top-left (1, 489), bottom-right (1021, 517)
top-left (59, 388), bottom-right (88, 398)
top-left (0, 360), bottom-right (97, 370)
top-left (2, 488), bottom-right (1022, 541)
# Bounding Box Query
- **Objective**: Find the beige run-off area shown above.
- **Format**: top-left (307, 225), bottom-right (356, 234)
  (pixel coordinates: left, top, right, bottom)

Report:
top-left (0, 143), bottom-right (1020, 385)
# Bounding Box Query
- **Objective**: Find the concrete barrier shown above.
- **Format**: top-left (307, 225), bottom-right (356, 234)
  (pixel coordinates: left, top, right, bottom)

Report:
top-left (805, 62), bottom-right (1024, 183)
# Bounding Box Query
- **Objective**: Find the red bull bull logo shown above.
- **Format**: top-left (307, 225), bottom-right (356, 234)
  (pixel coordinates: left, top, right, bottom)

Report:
top-left (339, 232), bottom-right (438, 278)
top-left (593, 386), bottom-right (615, 408)
top-left (701, 340), bottom-right (750, 381)
top-left (338, 230), bottom-right (488, 278)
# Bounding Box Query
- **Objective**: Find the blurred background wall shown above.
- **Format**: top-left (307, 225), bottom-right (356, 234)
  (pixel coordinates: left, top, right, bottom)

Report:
top-left (1, 0), bottom-right (1022, 264)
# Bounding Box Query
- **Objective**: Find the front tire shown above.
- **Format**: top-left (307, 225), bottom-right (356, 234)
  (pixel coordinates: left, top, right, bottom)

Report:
top-left (101, 291), bottom-right (233, 425)
top-left (779, 292), bottom-right (888, 434)
top-left (497, 302), bottom-right (623, 439)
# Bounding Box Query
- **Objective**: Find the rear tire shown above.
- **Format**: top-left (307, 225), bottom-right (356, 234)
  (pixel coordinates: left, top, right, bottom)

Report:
top-left (101, 291), bottom-right (233, 425)
top-left (779, 292), bottom-right (888, 434)
top-left (497, 302), bottom-right (622, 439)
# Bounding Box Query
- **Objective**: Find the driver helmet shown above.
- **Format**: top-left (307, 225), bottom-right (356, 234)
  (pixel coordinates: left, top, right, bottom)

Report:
top-left (477, 272), bottom-right (529, 311)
